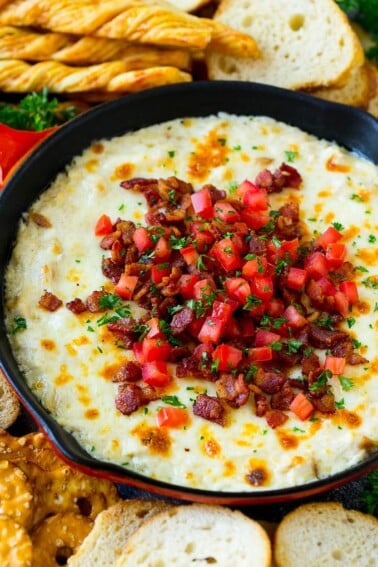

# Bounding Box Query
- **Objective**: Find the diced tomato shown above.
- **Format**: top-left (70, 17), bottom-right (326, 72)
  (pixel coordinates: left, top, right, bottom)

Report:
top-left (315, 226), bottom-right (343, 249)
top-left (151, 263), bottom-right (171, 284)
top-left (316, 277), bottom-right (337, 296)
top-left (212, 238), bottom-right (242, 272)
top-left (211, 301), bottom-right (233, 326)
top-left (242, 189), bottom-right (269, 211)
top-left (191, 188), bottom-right (213, 219)
top-left (193, 342), bottom-right (214, 360)
top-left (334, 291), bottom-right (349, 317)
top-left (238, 315), bottom-right (255, 338)
top-left (142, 361), bottom-right (170, 387)
top-left (133, 342), bottom-right (144, 364)
top-left (180, 245), bottom-right (199, 267)
top-left (250, 276), bottom-right (274, 302)
top-left (224, 277), bottom-right (251, 305)
top-left (177, 274), bottom-right (200, 299)
top-left (236, 179), bottom-right (260, 200)
top-left (248, 346), bottom-right (273, 362)
top-left (325, 242), bottom-right (347, 268)
top-left (290, 393), bottom-right (314, 420)
top-left (153, 236), bottom-right (171, 261)
top-left (212, 343), bottom-right (243, 371)
top-left (146, 317), bottom-right (164, 339)
top-left (339, 281), bottom-right (359, 305)
top-left (187, 315), bottom-right (207, 338)
top-left (324, 355), bottom-right (346, 375)
top-left (304, 251), bottom-right (328, 280)
top-left (240, 209), bottom-right (270, 230)
top-left (266, 298), bottom-right (285, 317)
top-left (156, 406), bottom-right (189, 428)
top-left (142, 338), bottom-right (172, 362)
top-left (254, 329), bottom-right (281, 347)
top-left (225, 316), bottom-right (242, 338)
top-left (114, 274), bottom-right (138, 300)
top-left (286, 267), bottom-right (307, 291)
top-left (198, 317), bottom-right (225, 344)
top-left (242, 256), bottom-right (268, 278)
top-left (94, 214), bottom-right (113, 236)
top-left (132, 227), bottom-right (153, 253)
top-left (193, 278), bottom-right (216, 301)
top-left (193, 230), bottom-right (214, 253)
top-left (284, 305), bottom-right (307, 328)
top-left (213, 201), bottom-right (240, 223)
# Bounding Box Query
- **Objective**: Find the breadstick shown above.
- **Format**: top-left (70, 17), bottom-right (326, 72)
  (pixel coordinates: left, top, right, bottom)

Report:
top-left (0, 0), bottom-right (213, 50)
top-left (0, 0), bottom-right (259, 57)
top-left (0, 26), bottom-right (192, 69)
top-left (0, 59), bottom-right (192, 93)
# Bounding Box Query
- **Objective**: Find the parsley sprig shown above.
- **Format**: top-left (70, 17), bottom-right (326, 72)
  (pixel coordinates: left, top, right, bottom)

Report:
top-left (0, 88), bottom-right (77, 131)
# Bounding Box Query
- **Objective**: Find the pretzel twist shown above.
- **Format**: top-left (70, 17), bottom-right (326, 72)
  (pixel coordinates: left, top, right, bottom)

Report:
top-left (0, 0), bottom-right (259, 57)
top-left (0, 26), bottom-right (192, 69)
top-left (0, 59), bottom-right (192, 93)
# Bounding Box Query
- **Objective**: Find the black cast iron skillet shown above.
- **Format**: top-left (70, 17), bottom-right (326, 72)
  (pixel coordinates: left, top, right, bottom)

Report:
top-left (0, 81), bottom-right (377, 504)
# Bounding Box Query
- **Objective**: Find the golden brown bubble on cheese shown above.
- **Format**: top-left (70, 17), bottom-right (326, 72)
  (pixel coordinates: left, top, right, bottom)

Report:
top-left (188, 128), bottom-right (229, 181)
top-left (131, 423), bottom-right (171, 457)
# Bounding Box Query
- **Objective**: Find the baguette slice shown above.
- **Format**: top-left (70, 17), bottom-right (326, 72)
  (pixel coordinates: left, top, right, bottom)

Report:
top-left (206, 0), bottom-right (364, 90)
top-left (367, 64), bottom-right (378, 119)
top-left (274, 502), bottom-right (378, 567)
top-left (306, 63), bottom-right (371, 109)
top-left (0, 369), bottom-right (20, 430)
top-left (115, 504), bottom-right (271, 566)
top-left (68, 499), bottom-right (172, 566)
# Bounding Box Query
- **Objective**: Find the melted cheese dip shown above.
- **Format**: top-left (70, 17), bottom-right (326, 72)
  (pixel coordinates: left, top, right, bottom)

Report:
top-left (5, 114), bottom-right (378, 491)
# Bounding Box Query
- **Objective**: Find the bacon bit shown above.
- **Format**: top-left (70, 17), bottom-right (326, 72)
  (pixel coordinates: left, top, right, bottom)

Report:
top-left (38, 291), bottom-right (62, 311)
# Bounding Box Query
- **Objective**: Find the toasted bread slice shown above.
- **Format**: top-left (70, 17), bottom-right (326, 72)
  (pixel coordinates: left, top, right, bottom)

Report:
top-left (306, 63), bottom-right (371, 109)
top-left (0, 369), bottom-right (20, 430)
top-left (206, 0), bottom-right (364, 90)
top-left (367, 63), bottom-right (378, 118)
top-left (274, 502), bottom-right (378, 567)
top-left (115, 504), bottom-right (272, 566)
top-left (68, 499), bottom-right (173, 566)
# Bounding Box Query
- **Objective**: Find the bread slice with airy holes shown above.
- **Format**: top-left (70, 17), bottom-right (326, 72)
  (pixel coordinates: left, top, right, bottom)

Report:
top-left (67, 499), bottom-right (173, 567)
top-left (0, 369), bottom-right (20, 429)
top-left (306, 63), bottom-right (371, 108)
top-left (274, 502), bottom-right (378, 567)
top-left (206, 0), bottom-right (364, 90)
top-left (115, 503), bottom-right (271, 566)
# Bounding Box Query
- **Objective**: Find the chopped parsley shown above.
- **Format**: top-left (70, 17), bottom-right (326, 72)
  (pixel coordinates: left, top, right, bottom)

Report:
top-left (10, 316), bottom-right (27, 334)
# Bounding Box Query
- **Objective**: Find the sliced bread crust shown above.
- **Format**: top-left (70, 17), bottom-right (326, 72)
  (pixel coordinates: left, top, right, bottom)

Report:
top-left (274, 502), bottom-right (378, 567)
top-left (67, 499), bottom-right (172, 566)
top-left (115, 503), bottom-right (271, 566)
top-left (206, 0), bottom-right (364, 90)
top-left (0, 369), bottom-right (20, 429)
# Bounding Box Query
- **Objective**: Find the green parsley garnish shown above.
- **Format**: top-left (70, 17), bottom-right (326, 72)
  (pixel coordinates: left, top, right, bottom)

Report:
top-left (0, 88), bottom-right (77, 131)
top-left (10, 316), bottom-right (27, 334)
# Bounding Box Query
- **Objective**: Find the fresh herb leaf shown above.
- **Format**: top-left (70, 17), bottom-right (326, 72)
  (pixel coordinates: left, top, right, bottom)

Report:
top-left (11, 316), bottom-right (27, 334)
top-left (161, 395), bottom-right (186, 408)
top-left (0, 88), bottom-right (77, 131)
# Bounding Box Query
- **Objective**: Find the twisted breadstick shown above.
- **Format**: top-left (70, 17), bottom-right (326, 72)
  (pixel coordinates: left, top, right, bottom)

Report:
top-left (0, 26), bottom-right (192, 69)
top-left (0, 0), bottom-right (213, 49)
top-left (0, 59), bottom-right (191, 93)
top-left (0, 0), bottom-right (259, 57)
